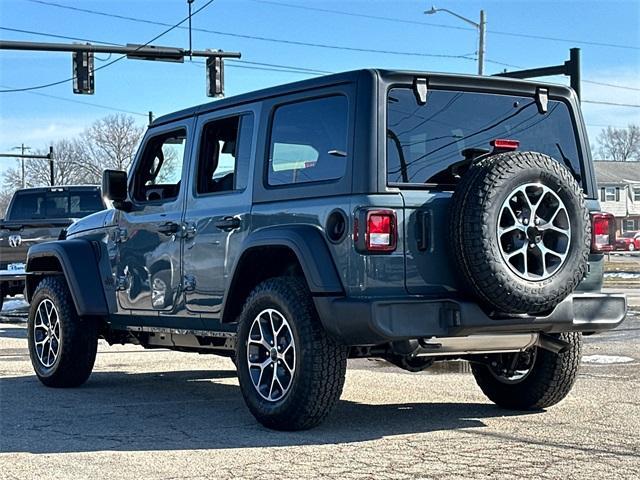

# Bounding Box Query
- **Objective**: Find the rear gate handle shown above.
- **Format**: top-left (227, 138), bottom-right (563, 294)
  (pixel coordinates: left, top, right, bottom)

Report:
top-left (215, 216), bottom-right (241, 231)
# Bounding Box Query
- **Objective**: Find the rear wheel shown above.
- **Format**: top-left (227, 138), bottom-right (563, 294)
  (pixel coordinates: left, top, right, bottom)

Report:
top-left (28, 276), bottom-right (98, 387)
top-left (471, 332), bottom-right (582, 410)
top-left (236, 277), bottom-right (348, 430)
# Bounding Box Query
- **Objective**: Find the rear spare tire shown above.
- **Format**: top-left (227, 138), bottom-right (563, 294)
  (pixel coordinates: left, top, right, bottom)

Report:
top-left (450, 151), bottom-right (590, 314)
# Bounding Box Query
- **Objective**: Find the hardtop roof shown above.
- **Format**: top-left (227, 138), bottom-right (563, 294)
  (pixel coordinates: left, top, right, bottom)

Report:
top-left (152, 69), bottom-right (575, 127)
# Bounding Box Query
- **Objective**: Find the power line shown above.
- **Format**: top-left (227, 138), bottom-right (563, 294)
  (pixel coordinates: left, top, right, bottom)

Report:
top-left (493, 60), bottom-right (640, 93)
top-left (583, 99), bottom-right (640, 108)
top-left (0, 26), bottom-right (332, 76)
top-left (583, 79), bottom-right (640, 92)
top-left (22, 0), bottom-right (640, 94)
top-left (0, 26), bottom-right (119, 45)
top-left (24, 0), bottom-right (477, 61)
top-left (250, 0), bottom-right (640, 51)
top-left (0, 0), bottom-right (217, 93)
top-left (0, 83), bottom-right (147, 116)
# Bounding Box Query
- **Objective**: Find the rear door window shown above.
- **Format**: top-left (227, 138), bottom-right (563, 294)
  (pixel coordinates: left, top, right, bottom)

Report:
top-left (387, 88), bottom-right (582, 188)
top-left (268, 95), bottom-right (349, 186)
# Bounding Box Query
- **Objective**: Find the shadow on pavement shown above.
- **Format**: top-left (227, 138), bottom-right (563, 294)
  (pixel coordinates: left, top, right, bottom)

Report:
top-left (0, 326), bottom-right (27, 340)
top-left (0, 368), bottom-right (530, 454)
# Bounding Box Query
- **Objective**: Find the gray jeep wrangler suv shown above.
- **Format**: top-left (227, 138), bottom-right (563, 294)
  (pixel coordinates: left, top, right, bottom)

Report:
top-left (25, 70), bottom-right (627, 430)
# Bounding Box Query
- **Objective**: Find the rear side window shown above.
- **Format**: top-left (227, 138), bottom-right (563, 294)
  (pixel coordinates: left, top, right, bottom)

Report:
top-left (387, 88), bottom-right (582, 188)
top-left (268, 95), bottom-right (349, 186)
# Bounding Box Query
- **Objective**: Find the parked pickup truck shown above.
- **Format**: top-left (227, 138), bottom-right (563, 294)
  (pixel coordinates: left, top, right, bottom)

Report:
top-left (0, 186), bottom-right (105, 310)
top-left (25, 70), bottom-right (627, 430)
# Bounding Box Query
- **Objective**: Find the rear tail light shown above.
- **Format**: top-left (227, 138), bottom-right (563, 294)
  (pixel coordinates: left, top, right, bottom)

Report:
top-left (354, 209), bottom-right (397, 253)
top-left (591, 212), bottom-right (615, 253)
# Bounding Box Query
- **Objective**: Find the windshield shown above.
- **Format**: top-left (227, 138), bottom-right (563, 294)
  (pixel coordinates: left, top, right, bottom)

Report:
top-left (8, 188), bottom-right (105, 221)
top-left (387, 88), bottom-right (583, 188)
top-left (622, 231), bottom-right (638, 238)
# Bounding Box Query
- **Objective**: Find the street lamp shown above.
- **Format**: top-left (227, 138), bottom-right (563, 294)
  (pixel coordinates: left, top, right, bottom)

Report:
top-left (425, 5), bottom-right (486, 76)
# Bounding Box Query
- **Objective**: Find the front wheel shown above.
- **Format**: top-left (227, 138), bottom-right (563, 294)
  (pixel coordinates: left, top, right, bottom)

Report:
top-left (629, 243), bottom-right (636, 252)
top-left (471, 332), bottom-right (582, 410)
top-left (28, 276), bottom-right (98, 388)
top-left (236, 277), bottom-right (348, 430)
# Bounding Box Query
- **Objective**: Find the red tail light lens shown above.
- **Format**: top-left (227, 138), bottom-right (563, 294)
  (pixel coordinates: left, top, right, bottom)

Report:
top-left (591, 212), bottom-right (615, 253)
top-left (354, 209), bottom-right (397, 252)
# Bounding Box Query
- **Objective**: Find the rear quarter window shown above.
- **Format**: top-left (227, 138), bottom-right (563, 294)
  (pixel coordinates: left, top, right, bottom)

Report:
top-left (268, 95), bottom-right (349, 186)
top-left (386, 88), bottom-right (583, 188)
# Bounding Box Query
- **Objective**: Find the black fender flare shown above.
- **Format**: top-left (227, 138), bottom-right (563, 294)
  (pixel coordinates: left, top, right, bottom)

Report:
top-left (221, 225), bottom-right (344, 322)
top-left (26, 239), bottom-right (113, 317)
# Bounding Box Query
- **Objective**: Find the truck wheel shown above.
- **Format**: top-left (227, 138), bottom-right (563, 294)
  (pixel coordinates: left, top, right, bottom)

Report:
top-left (471, 332), bottom-right (582, 410)
top-left (28, 276), bottom-right (98, 388)
top-left (450, 151), bottom-right (590, 314)
top-left (236, 277), bottom-right (348, 430)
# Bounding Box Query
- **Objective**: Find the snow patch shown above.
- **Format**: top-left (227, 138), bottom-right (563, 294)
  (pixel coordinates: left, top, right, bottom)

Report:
top-left (582, 355), bottom-right (634, 364)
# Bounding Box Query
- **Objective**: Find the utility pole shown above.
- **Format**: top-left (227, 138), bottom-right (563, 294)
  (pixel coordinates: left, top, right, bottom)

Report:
top-left (0, 147), bottom-right (55, 187)
top-left (478, 10), bottom-right (486, 76)
top-left (12, 144), bottom-right (31, 188)
top-left (425, 6), bottom-right (486, 75)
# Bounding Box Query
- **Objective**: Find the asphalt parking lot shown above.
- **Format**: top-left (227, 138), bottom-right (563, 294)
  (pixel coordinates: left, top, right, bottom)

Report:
top-left (1, 294), bottom-right (639, 480)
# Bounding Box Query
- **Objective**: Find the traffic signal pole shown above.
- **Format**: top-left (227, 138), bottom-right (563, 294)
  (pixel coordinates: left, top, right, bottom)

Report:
top-left (0, 146), bottom-right (56, 186)
top-left (0, 40), bottom-right (241, 97)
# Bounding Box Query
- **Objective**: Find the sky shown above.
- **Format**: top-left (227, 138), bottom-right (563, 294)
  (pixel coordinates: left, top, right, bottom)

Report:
top-left (0, 0), bottom-right (638, 184)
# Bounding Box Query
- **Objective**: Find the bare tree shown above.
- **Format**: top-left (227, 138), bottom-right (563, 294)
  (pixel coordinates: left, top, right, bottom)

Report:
top-left (0, 114), bottom-right (144, 198)
top-left (82, 113), bottom-right (144, 178)
top-left (596, 124), bottom-right (640, 162)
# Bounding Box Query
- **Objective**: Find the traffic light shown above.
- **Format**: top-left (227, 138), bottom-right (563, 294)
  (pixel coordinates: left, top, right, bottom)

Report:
top-left (72, 51), bottom-right (94, 94)
top-left (206, 54), bottom-right (224, 98)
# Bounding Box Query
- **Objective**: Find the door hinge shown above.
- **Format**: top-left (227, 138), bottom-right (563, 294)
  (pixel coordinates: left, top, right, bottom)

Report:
top-left (183, 274), bottom-right (196, 292)
top-left (413, 77), bottom-right (428, 105)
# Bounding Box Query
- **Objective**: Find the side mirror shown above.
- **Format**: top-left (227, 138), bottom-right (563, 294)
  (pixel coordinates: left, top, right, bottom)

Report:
top-left (102, 169), bottom-right (128, 206)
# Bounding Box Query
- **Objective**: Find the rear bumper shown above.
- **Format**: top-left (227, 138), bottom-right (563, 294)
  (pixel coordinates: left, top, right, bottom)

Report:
top-left (314, 293), bottom-right (627, 346)
top-left (0, 269), bottom-right (26, 295)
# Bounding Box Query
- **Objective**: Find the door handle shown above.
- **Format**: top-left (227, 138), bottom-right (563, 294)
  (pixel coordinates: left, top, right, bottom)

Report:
top-left (214, 216), bottom-right (241, 231)
top-left (158, 221), bottom-right (180, 235)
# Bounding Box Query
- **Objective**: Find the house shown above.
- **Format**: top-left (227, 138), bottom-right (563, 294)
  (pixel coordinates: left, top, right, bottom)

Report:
top-left (594, 161), bottom-right (640, 234)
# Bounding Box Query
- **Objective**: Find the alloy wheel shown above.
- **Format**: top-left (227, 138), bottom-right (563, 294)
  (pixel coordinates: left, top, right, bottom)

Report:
top-left (33, 299), bottom-right (60, 368)
top-left (497, 183), bottom-right (571, 281)
top-left (246, 308), bottom-right (296, 402)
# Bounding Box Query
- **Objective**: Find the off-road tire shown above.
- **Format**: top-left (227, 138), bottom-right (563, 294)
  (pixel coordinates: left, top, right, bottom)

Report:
top-left (471, 332), bottom-right (582, 410)
top-left (450, 151), bottom-right (590, 314)
top-left (28, 276), bottom-right (98, 387)
top-left (236, 277), bottom-right (348, 430)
